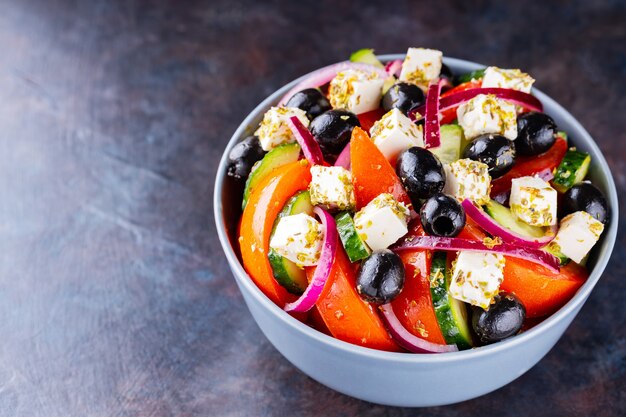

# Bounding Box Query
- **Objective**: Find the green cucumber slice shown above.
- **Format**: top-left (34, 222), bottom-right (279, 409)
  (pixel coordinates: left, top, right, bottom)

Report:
top-left (484, 200), bottom-right (570, 265)
top-left (483, 200), bottom-right (545, 239)
top-left (242, 142), bottom-right (301, 209)
top-left (551, 149), bottom-right (591, 193)
top-left (349, 48), bottom-right (384, 68)
top-left (430, 124), bottom-right (463, 164)
top-left (430, 252), bottom-right (473, 349)
top-left (268, 191), bottom-right (314, 294)
top-left (456, 68), bottom-right (485, 84)
top-left (335, 212), bottom-right (371, 263)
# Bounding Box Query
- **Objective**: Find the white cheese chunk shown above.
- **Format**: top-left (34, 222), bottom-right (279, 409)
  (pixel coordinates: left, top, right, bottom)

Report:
top-left (481, 66), bottom-right (535, 93)
top-left (547, 211), bottom-right (604, 264)
top-left (354, 193), bottom-right (409, 251)
top-left (309, 166), bottom-right (356, 211)
top-left (254, 106), bottom-right (310, 151)
top-left (269, 213), bottom-right (324, 267)
top-left (399, 48), bottom-right (443, 89)
top-left (443, 159), bottom-right (491, 205)
top-left (328, 69), bottom-right (384, 114)
top-left (449, 251), bottom-right (505, 309)
top-left (370, 108), bottom-right (424, 162)
top-left (510, 176), bottom-right (558, 226)
top-left (456, 94), bottom-right (517, 140)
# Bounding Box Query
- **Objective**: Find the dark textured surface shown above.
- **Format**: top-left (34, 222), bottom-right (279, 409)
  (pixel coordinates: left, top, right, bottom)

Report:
top-left (0, 0), bottom-right (624, 415)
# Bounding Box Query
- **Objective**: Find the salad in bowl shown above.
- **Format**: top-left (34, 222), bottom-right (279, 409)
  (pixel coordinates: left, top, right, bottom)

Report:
top-left (224, 47), bottom-right (611, 355)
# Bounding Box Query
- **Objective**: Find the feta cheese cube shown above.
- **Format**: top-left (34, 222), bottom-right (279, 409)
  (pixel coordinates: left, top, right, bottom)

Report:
top-left (269, 213), bottom-right (324, 267)
top-left (510, 176), bottom-right (558, 226)
top-left (354, 193), bottom-right (409, 251)
top-left (450, 251), bottom-right (505, 309)
top-left (456, 94), bottom-right (517, 140)
top-left (547, 211), bottom-right (604, 264)
top-left (399, 48), bottom-right (443, 88)
top-left (328, 69), bottom-right (384, 114)
top-left (481, 66), bottom-right (535, 93)
top-left (309, 166), bottom-right (356, 211)
top-left (443, 159), bottom-right (491, 205)
top-left (370, 108), bottom-right (424, 161)
top-left (254, 106), bottom-right (310, 151)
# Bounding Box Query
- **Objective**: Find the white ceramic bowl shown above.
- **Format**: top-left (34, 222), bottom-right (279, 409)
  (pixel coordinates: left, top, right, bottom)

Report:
top-left (214, 55), bottom-right (618, 407)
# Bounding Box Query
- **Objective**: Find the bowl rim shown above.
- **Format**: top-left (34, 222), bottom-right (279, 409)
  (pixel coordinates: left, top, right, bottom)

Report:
top-left (214, 54), bottom-right (618, 363)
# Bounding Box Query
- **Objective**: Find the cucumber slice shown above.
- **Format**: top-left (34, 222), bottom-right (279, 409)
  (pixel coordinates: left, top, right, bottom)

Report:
top-left (349, 48), bottom-right (384, 68)
top-left (456, 68), bottom-right (485, 84)
top-left (551, 148), bottom-right (591, 193)
top-left (430, 252), bottom-right (473, 349)
top-left (268, 191), bottom-right (314, 294)
top-left (335, 212), bottom-right (371, 262)
top-left (430, 124), bottom-right (463, 164)
top-left (483, 200), bottom-right (545, 239)
top-left (242, 143), bottom-right (301, 209)
top-left (484, 200), bottom-right (570, 265)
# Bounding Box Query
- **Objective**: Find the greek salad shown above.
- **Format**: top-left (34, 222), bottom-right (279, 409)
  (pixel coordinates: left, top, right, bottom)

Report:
top-left (226, 48), bottom-right (609, 353)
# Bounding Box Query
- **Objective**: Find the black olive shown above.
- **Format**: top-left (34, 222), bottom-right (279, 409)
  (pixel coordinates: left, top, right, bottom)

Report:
top-left (356, 250), bottom-right (405, 304)
top-left (440, 63), bottom-right (454, 81)
top-left (396, 147), bottom-right (445, 204)
top-left (516, 112), bottom-right (557, 156)
top-left (382, 82), bottom-right (426, 116)
top-left (420, 193), bottom-right (466, 237)
top-left (227, 135), bottom-right (265, 180)
top-left (463, 134), bottom-right (516, 179)
top-left (285, 88), bottom-right (332, 120)
top-left (472, 292), bottom-right (526, 344)
top-left (310, 109), bottom-right (360, 158)
top-left (561, 182), bottom-right (609, 224)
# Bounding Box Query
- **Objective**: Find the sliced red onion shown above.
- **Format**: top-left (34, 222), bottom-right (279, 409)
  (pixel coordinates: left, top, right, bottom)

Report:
top-left (379, 304), bottom-right (458, 353)
top-left (278, 62), bottom-right (389, 106)
top-left (535, 167), bottom-right (555, 182)
top-left (287, 116), bottom-right (324, 165)
top-left (410, 87), bottom-right (543, 122)
top-left (492, 191), bottom-right (509, 206)
top-left (424, 80), bottom-right (443, 148)
top-left (384, 59), bottom-right (403, 77)
top-left (461, 199), bottom-right (557, 249)
top-left (284, 207), bottom-right (338, 313)
top-left (334, 142), bottom-right (351, 170)
top-left (393, 235), bottom-right (560, 273)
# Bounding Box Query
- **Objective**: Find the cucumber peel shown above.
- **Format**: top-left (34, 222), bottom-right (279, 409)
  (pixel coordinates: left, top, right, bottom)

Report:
top-left (268, 191), bottom-right (314, 294)
top-left (430, 252), bottom-right (473, 350)
top-left (242, 143), bottom-right (301, 209)
top-left (349, 48), bottom-right (384, 68)
top-left (336, 212), bottom-right (371, 262)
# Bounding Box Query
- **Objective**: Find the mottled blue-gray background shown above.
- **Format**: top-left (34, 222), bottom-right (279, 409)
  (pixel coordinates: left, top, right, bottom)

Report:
top-left (0, 0), bottom-right (624, 416)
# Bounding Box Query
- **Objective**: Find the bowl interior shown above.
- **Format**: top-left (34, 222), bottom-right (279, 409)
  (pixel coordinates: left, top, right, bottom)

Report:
top-left (214, 55), bottom-right (618, 362)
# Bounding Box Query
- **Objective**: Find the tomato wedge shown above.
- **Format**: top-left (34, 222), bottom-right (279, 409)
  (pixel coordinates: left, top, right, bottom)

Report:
top-left (350, 126), bottom-right (412, 209)
top-left (307, 247), bottom-right (401, 352)
top-left (490, 136), bottom-right (568, 197)
top-left (357, 108), bottom-right (386, 132)
top-left (390, 221), bottom-right (447, 345)
top-left (239, 160), bottom-right (311, 306)
top-left (501, 259), bottom-right (587, 318)
top-left (439, 80), bottom-right (482, 124)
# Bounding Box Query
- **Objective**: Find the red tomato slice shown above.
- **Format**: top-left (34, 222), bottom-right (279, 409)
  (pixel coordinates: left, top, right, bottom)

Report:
top-left (307, 247), bottom-right (401, 352)
top-left (490, 136), bottom-right (568, 197)
top-left (239, 160), bottom-right (311, 306)
top-left (357, 108), bottom-right (386, 132)
top-left (350, 127), bottom-right (412, 210)
top-left (390, 221), bottom-right (447, 345)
